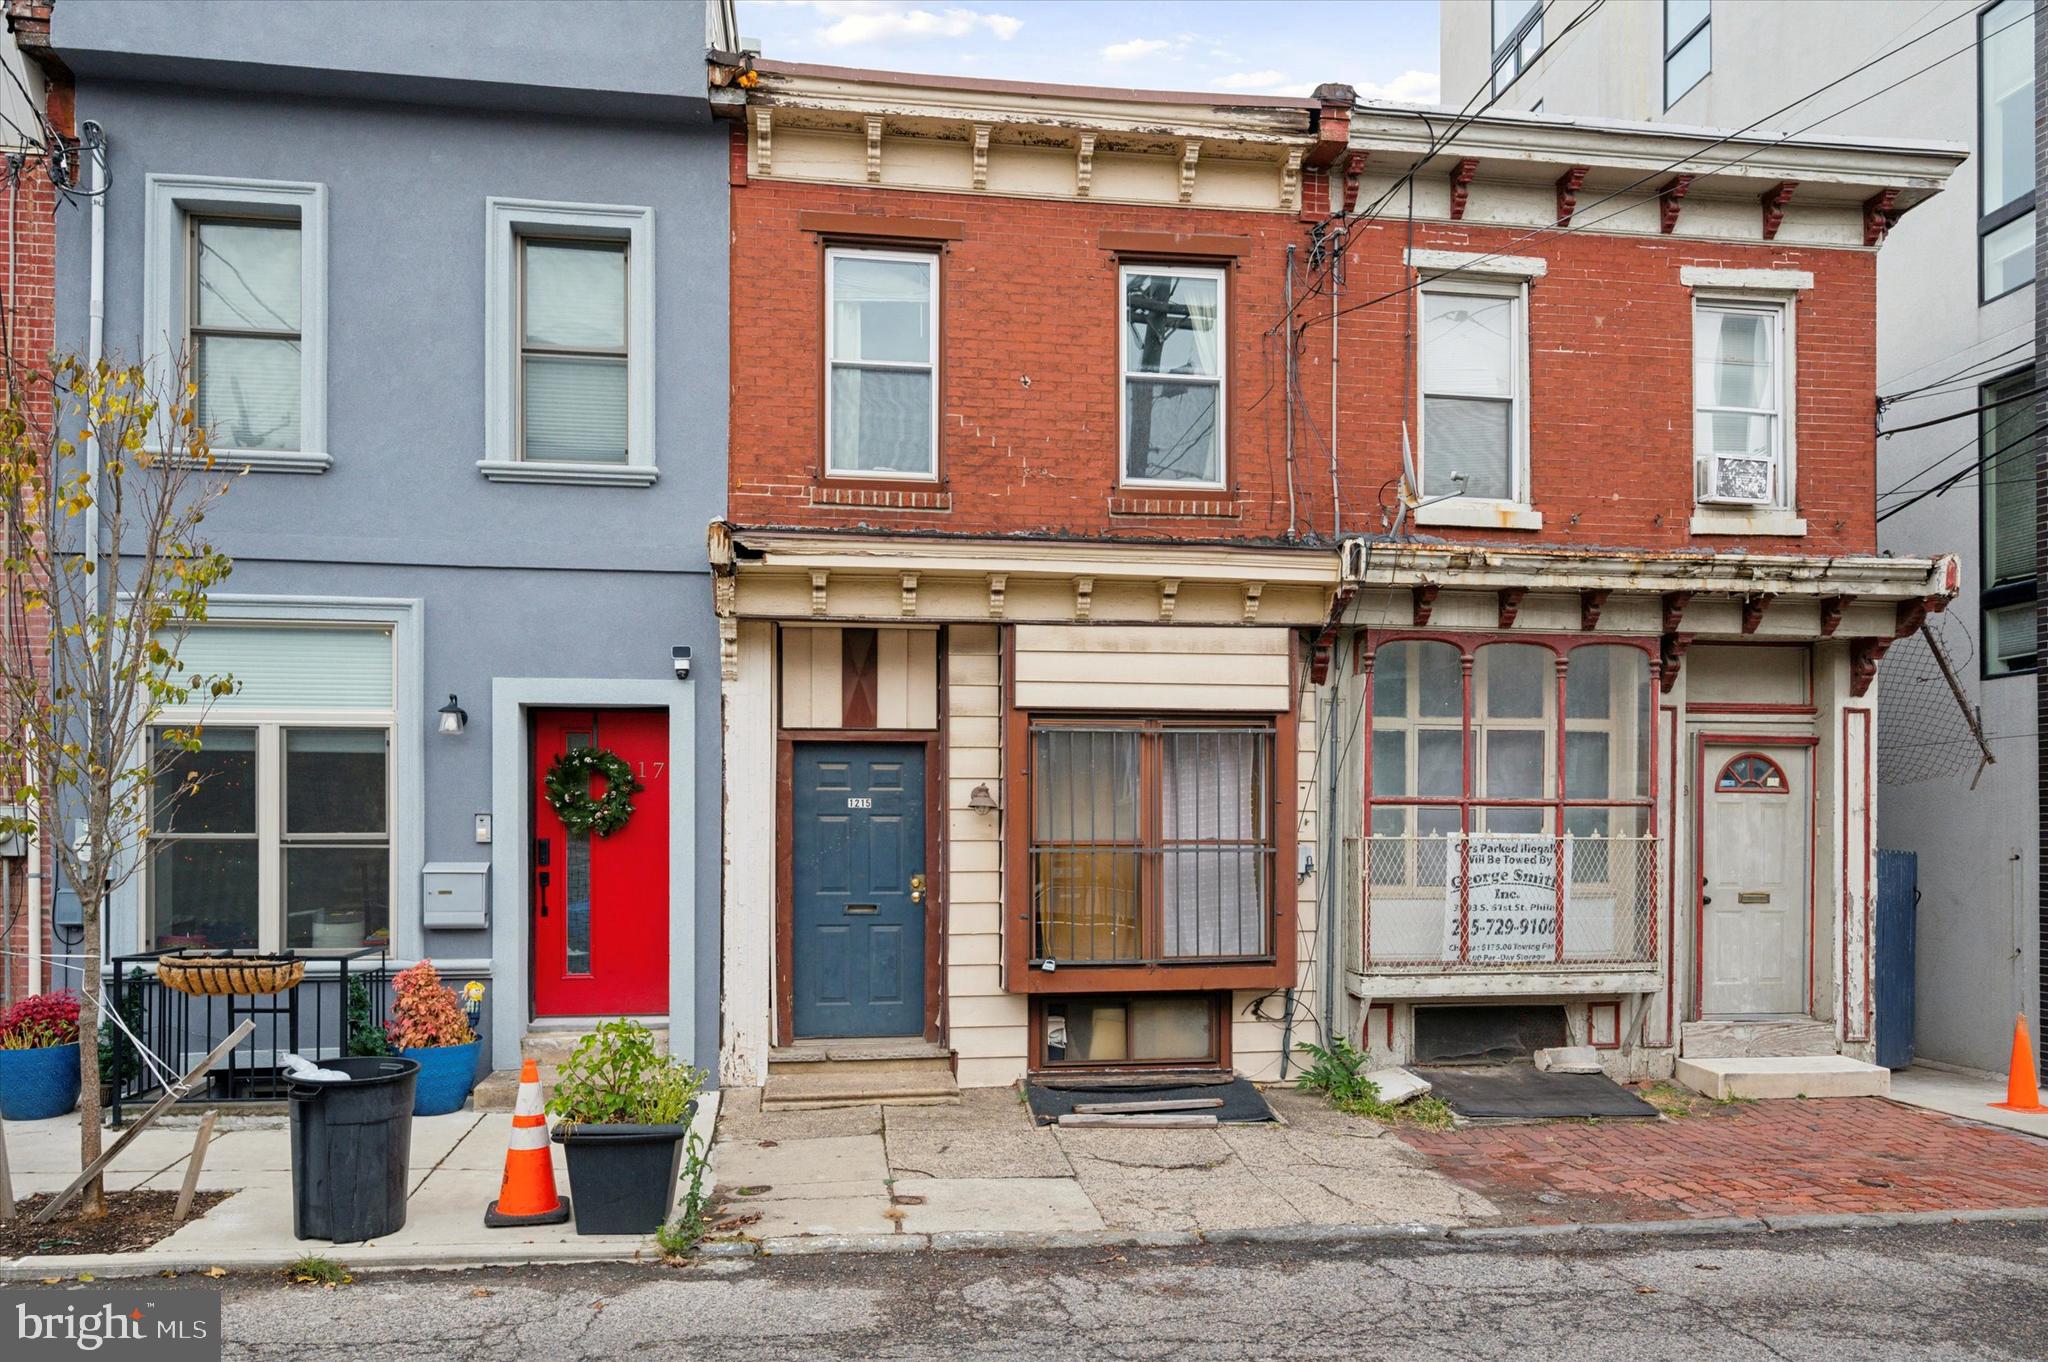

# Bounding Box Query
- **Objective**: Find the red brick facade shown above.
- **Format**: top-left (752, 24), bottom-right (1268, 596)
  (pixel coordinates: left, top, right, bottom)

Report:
top-left (729, 165), bottom-right (1880, 557)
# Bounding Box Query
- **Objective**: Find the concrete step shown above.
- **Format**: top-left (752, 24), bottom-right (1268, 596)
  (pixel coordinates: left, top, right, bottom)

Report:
top-left (1675, 1055), bottom-right (1890, 1100)
top-left (519, 1024), bottom-right (669, 1066)
top-left (762, 1052), bottom-right (959, 1110)
top-left (1680, 1019), bottom-right (1837, 1059)
top-left (472, 1065), bottom-right (559, 1111)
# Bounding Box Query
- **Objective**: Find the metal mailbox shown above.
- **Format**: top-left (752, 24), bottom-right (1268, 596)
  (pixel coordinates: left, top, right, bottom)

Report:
top-left (421, 861), bottom-right (490, 930)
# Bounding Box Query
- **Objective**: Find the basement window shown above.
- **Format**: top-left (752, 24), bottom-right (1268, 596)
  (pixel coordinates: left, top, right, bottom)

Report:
top-left (1037, 994), bottom-right (1223, 1068)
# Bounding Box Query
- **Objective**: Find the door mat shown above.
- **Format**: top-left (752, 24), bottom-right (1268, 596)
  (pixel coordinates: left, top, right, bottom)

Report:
top-left (1024, 1073), bottom-right (1277, 1125)
top-left (1419, 1064), bottom-right (1661, 1120)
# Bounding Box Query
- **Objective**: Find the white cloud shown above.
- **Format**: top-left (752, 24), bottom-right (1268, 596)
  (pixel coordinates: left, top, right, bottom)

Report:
top-left (1101, 38), bottom-right (1172, 63)
top-left (778, 1), bottom-right (1024, 47)
top-left (1355, 69), bottom-right (1441, 106)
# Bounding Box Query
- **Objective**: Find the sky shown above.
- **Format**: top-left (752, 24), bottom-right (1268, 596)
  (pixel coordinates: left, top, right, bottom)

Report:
top-left (735, 0), bottom-right (1444, 104)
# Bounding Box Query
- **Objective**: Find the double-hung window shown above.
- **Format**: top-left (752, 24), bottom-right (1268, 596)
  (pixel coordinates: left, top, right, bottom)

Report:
top-left (189, 218), bottom-right (303, 454)
top-left (1491, 0), bottom-right (1543, 97)
top-left (519, 239), bottom-right (630, 463)
top-left (1419, 282), bottom-right (1526, 504)
top-left (1028, 719), bottom-right (1275, 965)
top-left (1693, 300), bottom-right (1786, 506)
top-left (1980, 369), bottom-right (2039, 675)
top-left (145, 624), bottom-right (395, 953)
top-left (1663, 0), bottom-right (1711, 108)
top-left (1121, 264), bottom-right (1226, 487)
top-left (826, 247), bottom-right (938, 479)
top-left (1980, 0), bottom-right (2036, 301)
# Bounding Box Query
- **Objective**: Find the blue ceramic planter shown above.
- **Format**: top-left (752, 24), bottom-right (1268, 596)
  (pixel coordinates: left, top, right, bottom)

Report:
top-left (400, 1040), bottom-right (480, 1116)
top-left (0, 1041), bottom-right (81, 1120)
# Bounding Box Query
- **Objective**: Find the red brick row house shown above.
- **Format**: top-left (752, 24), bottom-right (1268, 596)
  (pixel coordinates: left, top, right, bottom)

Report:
top-left (708, 60), bottom-right (1965, 1102)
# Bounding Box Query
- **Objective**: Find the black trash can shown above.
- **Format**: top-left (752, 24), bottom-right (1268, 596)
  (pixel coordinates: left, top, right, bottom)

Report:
top-left (288, 1056), bottom-right (419, 1244)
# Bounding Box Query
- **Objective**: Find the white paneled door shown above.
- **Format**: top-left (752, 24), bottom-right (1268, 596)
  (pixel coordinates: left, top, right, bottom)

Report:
top-left (1700, 744), bottom-right (1810, 1017)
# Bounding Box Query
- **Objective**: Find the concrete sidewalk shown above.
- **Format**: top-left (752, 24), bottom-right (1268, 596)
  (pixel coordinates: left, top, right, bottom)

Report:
top-left (0, 1093), bottom-right (720, 1275)
top-left (1889, 1063), bottom-right (2048, 1139)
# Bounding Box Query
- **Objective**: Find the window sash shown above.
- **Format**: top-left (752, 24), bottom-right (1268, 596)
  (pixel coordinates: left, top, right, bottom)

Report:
top-left (1693, 301), bottom-right (1786, 506)
top-left (1120, 264), bottom-right (1228, 488)
top-left (1028, 720), bottom-right (1275, 965)
top-left (1418, 285), bottom-right (1523, 503)
top-left (517, 237), bottom-right (631, 463)
top-left (824, 247), bottom-right (939, 479)
top-left (188, 215), bottom-right (304, 453)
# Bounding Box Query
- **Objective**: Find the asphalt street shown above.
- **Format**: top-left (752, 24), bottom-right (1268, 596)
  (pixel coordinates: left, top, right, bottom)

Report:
top-left (213, 1222), bottom-right (2048, 1361)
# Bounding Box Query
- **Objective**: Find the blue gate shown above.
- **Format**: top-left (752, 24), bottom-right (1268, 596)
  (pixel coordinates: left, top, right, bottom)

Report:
top-left (1874, 849), bottom-right (1918, 1070)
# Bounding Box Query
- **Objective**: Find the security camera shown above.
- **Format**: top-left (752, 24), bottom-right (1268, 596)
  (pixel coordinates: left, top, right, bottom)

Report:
top-left (672, 645), bottom-right (692, 681)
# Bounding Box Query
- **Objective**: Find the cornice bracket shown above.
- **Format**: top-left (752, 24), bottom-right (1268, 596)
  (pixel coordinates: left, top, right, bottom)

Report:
top-left (1179, 141), bottom-right (1202, 203)
top-left (1342, 150), bottom-right (1368, 214)
top-left (1849, 637), bottom-right (1891, 697)
top-left (864, 115), bottom-right (883, 182)
top-left (1243, 581), bottom-right (1265, 624)
top-left (1659, 174), bottom-right (1694, 234)
top-left (987, 573), bottom-right (1007, 619)
top-left (971, 124), bottom-right (991, 191)
top-left (1448, 157), bottom-right (1479, 221)
top-left (1497, 586), bottom-right (1525, 630)
top-left (1760, 180), bottom-right (1798, 240)
top-left (901, 572), bottom-right (919, 617)
top-left (1413, 584), bottom-right (1439, 627)
top-left (1580, 589), bottom-right (1609, 632)
top-left (1281, 148), bottom-right (1304, 213)
top-left (1555, 165), bottom-right (1589, 226)
top-left (1741, 591), bottom-right (1776, 635)
top-left (1864, 187), bottom-right (1900, 246)
top-left (1660, 590), bottom-right (1693, 634)
top-left (1076, 132), bottom-right (1096, 197)
top-left (809, 569), bottom-right (829, 617)
top-left (753, 106), bottom-right (773, 176)
top-left (1074, 575), bottom-right (1095, 622)
top-left (1159, 578), bottom-right (1180, 623)
top-left (1819, 594), bottom-right (1852, 637)
top-left (1660, 632), bottom-right (1694, 694)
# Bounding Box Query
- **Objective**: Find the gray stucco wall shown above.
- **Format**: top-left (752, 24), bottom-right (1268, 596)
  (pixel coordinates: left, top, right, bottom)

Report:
top-left (57, 51), bottom-right (730, 1073)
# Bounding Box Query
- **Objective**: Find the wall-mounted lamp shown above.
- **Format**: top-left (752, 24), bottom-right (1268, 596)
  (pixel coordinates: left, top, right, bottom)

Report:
top-left (967, 782), bottom-right (999, 815)
top-left (437, 694), bottom-right (468, 736)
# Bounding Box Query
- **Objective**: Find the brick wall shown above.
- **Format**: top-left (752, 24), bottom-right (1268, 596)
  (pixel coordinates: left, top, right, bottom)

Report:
top-left (730, 170), bottom-right (1881, 556)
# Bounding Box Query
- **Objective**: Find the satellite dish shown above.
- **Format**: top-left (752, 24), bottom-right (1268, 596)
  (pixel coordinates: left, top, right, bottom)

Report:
top-left (1398, 422), bottom-right (1420, 507)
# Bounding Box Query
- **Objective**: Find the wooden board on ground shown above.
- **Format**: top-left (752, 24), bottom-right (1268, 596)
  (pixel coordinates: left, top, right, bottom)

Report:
top-left (172, 1110), bottom-right (219, 1223)
top-left (1071, 1097), bottom-right (1225, 1115)
top-left (1057, 1113), bottom-right (1220, 1128)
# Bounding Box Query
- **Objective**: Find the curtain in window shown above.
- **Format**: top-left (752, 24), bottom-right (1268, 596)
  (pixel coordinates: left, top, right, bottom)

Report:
top-left (1422, 291), bottom-right (1513, 499)
top-left (1031, 728), bottom-right (1140, 961)
top-left (169, 624), bottom-right (394, 710)
top-left (1694, 307), bottom-right (1777, 502)
top-left (1160, 730), bottom-right (1267, 957)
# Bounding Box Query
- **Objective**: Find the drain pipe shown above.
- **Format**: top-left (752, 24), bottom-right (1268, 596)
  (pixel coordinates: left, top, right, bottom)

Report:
top-left (84, 121), bottom-right (104, 563)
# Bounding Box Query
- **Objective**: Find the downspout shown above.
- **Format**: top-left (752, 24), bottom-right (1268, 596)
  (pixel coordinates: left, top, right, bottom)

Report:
top-left (84, 121), bottom-right (103, 562)
top-left (1282, 245), bottom-right (1298, 536)
top-left (1321, 677), bottom-right (1340, 1048)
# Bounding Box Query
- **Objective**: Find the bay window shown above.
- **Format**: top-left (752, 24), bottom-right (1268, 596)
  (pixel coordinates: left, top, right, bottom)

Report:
top-left (1364, 638), bottom-right (1655, 968)
top-left (826, 247), bottom-right (938, 478)
top-left (1027, 719), bottom-right (1274, 968)
top-left (1419, 281), bottom-right (1526, 504)
top-left (1693, 299), bottom-right (1787, 507)
top-left (146, 623), bottom-right (395, 953)
top-left (1122, 264), bottom-right (1226, 487)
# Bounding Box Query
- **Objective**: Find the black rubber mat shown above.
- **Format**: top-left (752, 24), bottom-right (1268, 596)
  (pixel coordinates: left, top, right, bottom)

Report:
top-left (1419, 1064), bottom-right (1660, 1119)
top-left (1024, 1074), bottom-right (1276, 1125)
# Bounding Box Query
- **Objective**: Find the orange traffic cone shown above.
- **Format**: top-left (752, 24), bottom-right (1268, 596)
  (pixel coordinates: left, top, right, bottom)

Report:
top-left (484, 1059), bottom-right (571, 1227)
top-left (1990, 1015), bottom-right (2046, 1114)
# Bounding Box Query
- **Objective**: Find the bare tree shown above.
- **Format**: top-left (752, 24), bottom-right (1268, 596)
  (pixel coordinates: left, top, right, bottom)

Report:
top-left (0, 351), bottom-right (234, 1216)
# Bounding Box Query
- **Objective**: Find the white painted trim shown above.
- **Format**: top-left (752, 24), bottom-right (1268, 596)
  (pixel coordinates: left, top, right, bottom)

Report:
top-left (143, 174), bottom-right (329, 467)
top-left (719, 622), bottom-right (777, 1087)
top-left (482, 197), bottom-right (657, 477)
top-left (1680, 266), bottom-right (1814, 292)
top-left (475, 459), bottom-right (659, 487)
top-left (1692, 294), bottom-right (1798, 512)
top-left (1119, 261), bottom-right (1229, 490)
top-left (1416, 275), bottom-right (1530, 507)
top-left (1690, 508), bottom-right (1809, 536)
top-left (489, 676), bottom-right (698, 1074)
top-left (1414, 498), bottom-right (1544, 530)
top-left (1406, 248), bottom-right (1548, 278)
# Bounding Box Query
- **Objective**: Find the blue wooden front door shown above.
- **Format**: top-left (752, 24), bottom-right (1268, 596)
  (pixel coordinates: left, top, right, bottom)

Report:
top-left (792, 743), bottom-right (927, 1038)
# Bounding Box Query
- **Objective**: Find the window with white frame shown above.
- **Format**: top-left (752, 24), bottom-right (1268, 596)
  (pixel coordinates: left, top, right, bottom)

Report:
top-left (519, 239), bottom-right (630, 463)
top-left (1419, 282), bottom-right (1525, 503)
top-left (1663, 0), bottom-right (1711, 108)
top-left (145, 624), bottom-right (395, 952)
top-left (1979, 0), bottom-right (2036, 302)
top-left (144, 175), bottom-right (327, 471)
top-left (1122, 264), bottom-right (1226, 487)
top-left (1693, 299), bottom-right (1787, 507)
top-left (481, 199), bottom-right (655, 485)
top-left (826, 247), bottom-right (938, 479)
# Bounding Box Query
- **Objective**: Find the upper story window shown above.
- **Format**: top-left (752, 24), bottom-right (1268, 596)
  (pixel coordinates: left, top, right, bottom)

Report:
top-left (145, 175), bottom-right (328, 473)
top-left (481, 199), bottom-right (655, 486)
top-left (1980, 0), bottom-right (2036, 302)
top-left (1980, 368), bottom-right (2038, 675)
top-left (1491, 0), bottom-right (1543, 96)
top-left (826, 247), bottom-right (938, 480)
top-left (1419, 281), bottom-right (1527, 505)
top-left (518, 239), bottom-right (628, 464)
top-left (1663, 0), bottom-right (1711, 108)
top-left (1122, 265), bottom-right (1226, 487)
top-left (1693, 299), bottom-right (1788, 508)
top-left (189, 218), bottom-right (302, 454)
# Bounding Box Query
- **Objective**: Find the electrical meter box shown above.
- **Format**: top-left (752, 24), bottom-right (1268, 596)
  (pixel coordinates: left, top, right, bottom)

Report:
top-left (421, 861), bottom-right (490, 930)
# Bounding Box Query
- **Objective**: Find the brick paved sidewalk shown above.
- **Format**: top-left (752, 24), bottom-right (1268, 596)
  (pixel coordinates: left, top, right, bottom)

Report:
top-left (1401, 1096), bottom-right (2048, 1223)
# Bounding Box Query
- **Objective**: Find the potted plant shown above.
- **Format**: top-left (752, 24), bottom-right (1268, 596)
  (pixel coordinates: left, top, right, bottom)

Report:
top-left (385, 960), bottom-right (481, 1115)
top-left (0, 991), bottom-right (83, 1120)
top-left (548, 1018), bottom-right (704, 1235)
top-left (97, 967), bottom-right (148, 1106)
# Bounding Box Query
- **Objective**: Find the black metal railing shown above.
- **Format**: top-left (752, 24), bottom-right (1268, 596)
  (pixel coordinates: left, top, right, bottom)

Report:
top-left (104, 949), bottom-right (388, 1124)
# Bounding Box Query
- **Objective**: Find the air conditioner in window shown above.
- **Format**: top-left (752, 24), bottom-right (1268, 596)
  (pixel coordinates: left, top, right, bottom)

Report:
top-left (1695, 454), bottom-right (1777, 508)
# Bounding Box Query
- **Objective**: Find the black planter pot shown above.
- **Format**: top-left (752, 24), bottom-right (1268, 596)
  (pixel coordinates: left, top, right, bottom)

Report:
top-left (551, 1106), bottom-right (695, 1236)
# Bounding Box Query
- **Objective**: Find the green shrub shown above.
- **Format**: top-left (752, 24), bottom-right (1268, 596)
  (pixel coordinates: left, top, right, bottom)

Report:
top-left (1293, 1038), bottom-right (1382, 1108)
top-left (547, 1018), bottom-right (704, 1127)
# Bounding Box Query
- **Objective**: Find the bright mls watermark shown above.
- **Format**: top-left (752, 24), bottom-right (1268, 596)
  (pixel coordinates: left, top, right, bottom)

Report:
top-left (4, 1287), bottom-right (220, 1361)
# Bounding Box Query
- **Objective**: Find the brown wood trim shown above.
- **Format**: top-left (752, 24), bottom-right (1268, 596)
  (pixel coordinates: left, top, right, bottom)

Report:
top-left (1099, 230), bottom-right (1252, 259)
top-left (1113, 254), bottom-right (1239, 496)
top-left (1002, 626), bottom-right (1028, 992)
top-left (841, 627), bottom-right (879, 729)
top-left (816, 239), bottom-right (948, 486)
top-left (801, 210), bottom-right (966, 242)
top-left (776, 728), bottom-right (945, 1046)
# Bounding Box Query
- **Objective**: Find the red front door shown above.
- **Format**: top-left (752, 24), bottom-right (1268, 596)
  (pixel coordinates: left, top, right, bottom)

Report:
top-left (531, 708), bottom-right (669, 1017)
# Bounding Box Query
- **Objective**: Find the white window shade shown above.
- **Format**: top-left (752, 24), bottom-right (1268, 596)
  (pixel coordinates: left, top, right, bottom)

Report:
top-left (170, 625), bottom-right (394, 710)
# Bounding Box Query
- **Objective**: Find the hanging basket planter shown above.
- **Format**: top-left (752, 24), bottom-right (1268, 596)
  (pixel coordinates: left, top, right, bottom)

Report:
top-left (156, 954), bottom-right (307, 997)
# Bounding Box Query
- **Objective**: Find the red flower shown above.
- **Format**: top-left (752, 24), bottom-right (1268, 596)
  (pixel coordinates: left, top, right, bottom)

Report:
top-left (0, 991), bottom-right (82, 1048)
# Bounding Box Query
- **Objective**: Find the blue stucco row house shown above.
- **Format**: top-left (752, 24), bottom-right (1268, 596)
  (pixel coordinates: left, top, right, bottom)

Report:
top-left (47, 0), bottom-right (734, 1082)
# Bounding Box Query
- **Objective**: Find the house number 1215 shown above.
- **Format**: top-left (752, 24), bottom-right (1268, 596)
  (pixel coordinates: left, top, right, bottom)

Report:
top-left (847, 797), bottom-right (872, 809)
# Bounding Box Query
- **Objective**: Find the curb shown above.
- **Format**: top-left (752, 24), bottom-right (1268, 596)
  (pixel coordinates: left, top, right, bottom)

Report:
top-left (6, 1206), bottom-right (2045, 1279)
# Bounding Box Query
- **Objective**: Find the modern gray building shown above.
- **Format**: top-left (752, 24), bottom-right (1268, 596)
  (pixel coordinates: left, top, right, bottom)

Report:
top-left (1441, 0), bottom-right (2041, 1079)
top-left (46, 0), bottom-right (735, 1082)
